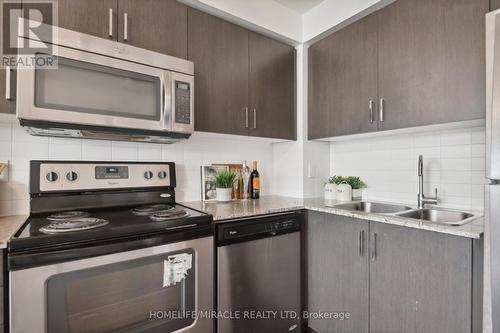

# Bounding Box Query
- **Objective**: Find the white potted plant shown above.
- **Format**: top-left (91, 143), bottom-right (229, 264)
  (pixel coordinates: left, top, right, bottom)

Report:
top-left (214, 170), bottom-right (238, 202)
top-left (325, 175), bottom-right (341, 200)
top-left (345, 176), bottom-right (366, 200)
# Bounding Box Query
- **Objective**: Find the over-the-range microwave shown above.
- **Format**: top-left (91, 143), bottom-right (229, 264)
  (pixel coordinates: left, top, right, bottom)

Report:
top-left (16, 21), bottom-right (194, 143)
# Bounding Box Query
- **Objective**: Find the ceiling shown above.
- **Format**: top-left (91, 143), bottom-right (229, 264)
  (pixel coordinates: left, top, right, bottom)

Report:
top-left (273, 0), bottom-right (325, 14)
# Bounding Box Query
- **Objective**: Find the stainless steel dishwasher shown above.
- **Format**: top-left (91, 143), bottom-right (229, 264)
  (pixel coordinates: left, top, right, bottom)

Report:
top-left (216, 211), bottom-right (303, 333)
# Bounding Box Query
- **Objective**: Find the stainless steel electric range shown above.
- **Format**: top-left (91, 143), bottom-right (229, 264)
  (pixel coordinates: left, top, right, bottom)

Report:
top-left (8, 161), bottom-right (214, 333)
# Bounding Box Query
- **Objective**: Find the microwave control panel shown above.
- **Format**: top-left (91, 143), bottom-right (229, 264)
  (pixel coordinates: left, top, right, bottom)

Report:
top-left (175, 81), bottom-right (191, 125)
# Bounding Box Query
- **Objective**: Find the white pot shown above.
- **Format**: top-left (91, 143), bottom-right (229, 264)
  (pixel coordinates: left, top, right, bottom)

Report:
top-left (216, 188), bottom-right (233, 202)
top-left (337, 184), bottom-right (353, 202)
top-left (352, 188), bottom-right (362, 200)
top-left (324, 183), bottom-right (337, 200)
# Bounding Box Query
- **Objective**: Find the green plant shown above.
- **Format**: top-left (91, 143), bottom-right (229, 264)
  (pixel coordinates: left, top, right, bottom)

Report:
top-left (214, 170), bottom-right (238, 189)
top-left (344, 176), bottom-right (366, 189)
top-left (328, 175), bottom-right (343, 185)
top-left (328, 175), bottom-right (366, 189)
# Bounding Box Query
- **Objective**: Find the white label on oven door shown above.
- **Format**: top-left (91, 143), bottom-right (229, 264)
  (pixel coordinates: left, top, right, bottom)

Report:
top-left (163, 253), bottom-right (193, 287)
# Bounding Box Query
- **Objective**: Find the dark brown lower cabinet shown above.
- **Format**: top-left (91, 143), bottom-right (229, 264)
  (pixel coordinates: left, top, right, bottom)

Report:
top-left (369, 222), bottom-right (480, 333)
top-left (307, 211), bottom-right (369, 333)
top-left (307, 212), bottom-right (483, 333)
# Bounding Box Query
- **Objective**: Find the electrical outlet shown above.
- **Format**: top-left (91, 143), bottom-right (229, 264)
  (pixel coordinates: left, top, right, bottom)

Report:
top-left (0, 160), bottom-right (9, 183)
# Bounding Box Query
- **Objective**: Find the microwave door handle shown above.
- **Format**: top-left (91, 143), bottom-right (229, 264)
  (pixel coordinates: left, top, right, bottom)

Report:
top-left (160, 75), bottom-right (165, 126)
top-left (162, 73), bottom-right (172, 130)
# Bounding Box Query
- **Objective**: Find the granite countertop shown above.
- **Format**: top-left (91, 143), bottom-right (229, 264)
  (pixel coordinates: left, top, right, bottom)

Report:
top-left (182, 195), bottom-right (484, 239)
top-left (0, 215), bottom-right (28, 249)
top-left (181, 196), bottom-right (304, 221)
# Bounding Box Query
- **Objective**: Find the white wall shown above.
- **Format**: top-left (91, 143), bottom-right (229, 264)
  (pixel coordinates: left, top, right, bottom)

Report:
top-left (302, 0), bottom-right (393, 42)
top-left (330, 126), bottom-right (487, 212)
top-left (271, 45), bottom-right (330, 198)
top-left (179, 0), bottom-right (394, 44)
top-left (0, 113), bottom-right (275, 216)
top-left (179, 0), bottom-right (302, 43)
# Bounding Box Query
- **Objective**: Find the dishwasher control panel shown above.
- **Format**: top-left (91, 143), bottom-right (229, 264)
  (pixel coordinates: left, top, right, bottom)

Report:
top-left (217, 211), bottom-right (303, 246)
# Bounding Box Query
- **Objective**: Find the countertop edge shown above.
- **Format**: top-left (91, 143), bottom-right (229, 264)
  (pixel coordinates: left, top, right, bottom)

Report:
top-left (0, 215), bottom-right (29, 249)
top-left (304, 204), bottom-right (483, 240)
top-left (182, 196), bottom-right (484, 239)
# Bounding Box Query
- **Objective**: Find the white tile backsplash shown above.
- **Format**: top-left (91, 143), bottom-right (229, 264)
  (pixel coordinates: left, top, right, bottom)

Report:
top-left (0, 115), bottom-right (275, 216)
top-left (330, 126), bottom-right (487, 211)
top-left (0, 113), bottom-right (488, 216)
top-left (82, 140), bottom-right (112, 160)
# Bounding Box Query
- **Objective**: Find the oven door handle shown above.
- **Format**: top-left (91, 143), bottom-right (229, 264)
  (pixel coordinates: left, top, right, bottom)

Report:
top-left (9, 228), bottom-right (213, 270)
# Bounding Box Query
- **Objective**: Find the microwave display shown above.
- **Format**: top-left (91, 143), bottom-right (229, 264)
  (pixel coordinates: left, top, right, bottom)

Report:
top-left (175, 81), bottom-right (191, 125)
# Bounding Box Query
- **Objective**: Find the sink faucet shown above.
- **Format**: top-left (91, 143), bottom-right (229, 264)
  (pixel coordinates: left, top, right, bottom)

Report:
top-left (417, 155), bottom-right (438, 208)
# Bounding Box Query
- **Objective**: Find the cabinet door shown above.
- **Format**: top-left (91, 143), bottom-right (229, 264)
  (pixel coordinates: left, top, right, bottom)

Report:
top-left (52, 0), bottom-right (117, 39)
top-left (369, 222), bottom-right (472, 333)
top-left (307, 211), bottom-right (369, 333)
top-left (188, 9), bottom-right (249, 136)
top-left (118, 0), bottom-right (187, 59)
top-left (308, 14), bottom-right (378, 140)
top-left (377, 0), bottom-right (488, 131)
top-left (492, 0), bottom-right (500, 11)
top-left (248, 32), bottom-right (295, 140)
top-left (0, 68), bottom-right (15, 114)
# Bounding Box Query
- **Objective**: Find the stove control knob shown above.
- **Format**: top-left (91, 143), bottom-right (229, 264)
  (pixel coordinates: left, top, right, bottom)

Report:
top-left (66, 171), bottom-right (78, 182)
top-left (158, 170), bottom-right (168, 179)
top-left (144, 170), bottom-right (154, 180)
top-left (46, 171), bottom-right (58, 182)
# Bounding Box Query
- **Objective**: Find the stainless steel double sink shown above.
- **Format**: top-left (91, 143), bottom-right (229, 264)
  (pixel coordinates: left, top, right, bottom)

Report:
top-left (332, 201), bottom-right (476, 226)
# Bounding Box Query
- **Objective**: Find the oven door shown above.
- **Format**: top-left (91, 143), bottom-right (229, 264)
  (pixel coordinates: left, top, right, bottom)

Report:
top-left (9, 236), bottom-right (213, 333)
top-left (16, 45), bottom-right (186, 134)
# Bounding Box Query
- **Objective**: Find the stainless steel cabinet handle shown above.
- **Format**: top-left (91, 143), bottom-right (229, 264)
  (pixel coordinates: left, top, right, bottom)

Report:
top-left (371, 233), bottom-right (377, 262)
top-left (359, 230), bottom-right (365, 256)
top-left (379, 98), bottom-right (385, 122)
top-left (244, 107), bottom-right (249, 128)
top-left (123, 13), bottom-right (128, 41)
top-left (108, 8), bottom-right (113, 37)
top-left (253, 108), bottom-right (257, 129)
top-left (369, 100), bottom-right (374, 123)
top-left (5, 67), bottom-right (11, 100)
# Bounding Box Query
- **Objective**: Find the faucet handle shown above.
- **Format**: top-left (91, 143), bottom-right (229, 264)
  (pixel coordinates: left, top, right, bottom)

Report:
top-left (434, 188), bottom-right (439, 200)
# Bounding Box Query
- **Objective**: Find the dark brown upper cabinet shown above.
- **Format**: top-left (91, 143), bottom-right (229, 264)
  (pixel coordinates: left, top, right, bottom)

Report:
top-left (249, 32), bottom-right (296, 140)
top-left (377, 0), bottom-right (487, 131)
top-left (49, 0), bottom-right (118, 40)
top-left (188, 9), bottom-right (250, 136)
top-left (308, 13), bottom-right (378, 140)
top-left (189, 9), bottom-right (296, 140)
top-left (118, 0), bottom-right (187, 59)
top-left (37, 0), bottom-right (188, 58)
top-left (492, 0), bottom-right (500, 11)
top-left (308, 0), bottom-right (488, 140)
